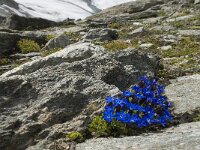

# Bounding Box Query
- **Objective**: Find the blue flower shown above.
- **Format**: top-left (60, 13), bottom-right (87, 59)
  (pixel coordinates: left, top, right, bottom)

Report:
top-left (145, 106), bottom-right (154, 118)
top-left (102, 76), bottom-right (173, 129)
top-left (163, 109), bottom-right (172, 122)
top-left (139, 76), bottom-right (149, 85)
top-left (131, 85), bottom-right (140, 92)
top-left (105, 96), bottom-right (114, 103)
top-left (130, 114), bottom-right (140, 123)
top-left (116, 111), bottom-right (131, 123)
top-left (129, 103), bottom-right (139, 111)
top-left (104, 106), bottom-right (113, 112)
top-left (157, 116), bottom-right (166, 127)
top-left (103, 111), bottom-right (113, 123)
top-left (122, 91), bottom-right (132, 97)
top-left (134, 93), bottom-right (144, 100)
top-left (114, 98), bottom-right (127, 108)
top-left (167, 102), bottom-right (172, 108)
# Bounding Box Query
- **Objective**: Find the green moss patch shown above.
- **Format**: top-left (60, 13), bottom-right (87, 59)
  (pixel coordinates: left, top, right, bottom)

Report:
top-left (41, 48), bottom-right (61, 57)
top-left (102, 40), bottom-right (129, 51)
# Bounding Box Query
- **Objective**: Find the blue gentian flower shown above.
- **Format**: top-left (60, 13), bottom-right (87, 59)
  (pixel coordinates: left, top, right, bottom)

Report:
top-left (102, 76), bottom-right (173, 128)
top-left (131, 85), bottom-right (140, 92)
top-left (105, 96), bottom-right (114, 103)
top-left (122, 91), bottom-right (132, 97)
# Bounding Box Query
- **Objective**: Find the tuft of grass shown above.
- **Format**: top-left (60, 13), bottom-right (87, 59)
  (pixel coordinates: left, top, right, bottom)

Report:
top-left (0, 58), bottom-right (10, 65)
top-left (102, 40), bottom-right (129, 51)
top-left (190, 26), bottom-right (200, 30)
top-left (169, 20), bottom-right (185, 28)
top-left (158, 10), bottom-right (166, 17)
top-left (161, 37), bottom-right (200, 58)
top-left (88, 116), bottom-right (109, 137)
top-left (88, 116), bottom-right (139, 137)
top-left (64, 32), bottom-right (80, 41)
top-left (193, 114), bottom-right (200, 122)
top-left (45, 34), bottom-right (56, 41)
top-left (66, 131), bottom-right (84, 142)
top-left (17, 39), bottom-right (41, 54)
top-left (108, 22), bottom-right (121, 29)
top-left (41, 48), bottom-right (61, 57)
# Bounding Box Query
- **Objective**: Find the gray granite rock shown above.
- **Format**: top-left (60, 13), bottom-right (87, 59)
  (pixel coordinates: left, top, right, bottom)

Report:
top-left (128, 27), bottom-right (146, 36)
top-left (151, 25), bottom-right (175, 32)
top-left (165, 74), bottom-right (200, 116)
top-left (195, 0), bottom-right (200, 4)
top-left (178, 30), bottom-right (200, 36)
top-left (139, 43), bottom-right (153, 49)
top-left (10, 52), bottom-right (41, 59)
top-left (160, 45), bottom-right (172, 51)
top-left (166, 15), bottom-right (194, 22)
top-left (76, 122), bottom-right (200, 150)
top-left (42, 33), bottom-right (72, 50)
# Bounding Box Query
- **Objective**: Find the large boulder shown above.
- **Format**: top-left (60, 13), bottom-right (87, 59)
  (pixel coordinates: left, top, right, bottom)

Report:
top-left (165, 74), bottom-right (200, 121)
top-left (0, 42), bottom-right (159, 149)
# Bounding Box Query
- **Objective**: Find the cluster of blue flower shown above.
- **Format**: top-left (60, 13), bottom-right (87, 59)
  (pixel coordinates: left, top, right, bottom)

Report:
top-left (103, 76), bottom-right (172, 128)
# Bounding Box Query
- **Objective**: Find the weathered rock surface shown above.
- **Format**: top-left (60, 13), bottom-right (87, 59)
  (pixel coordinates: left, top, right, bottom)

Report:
top-left (0, 42), bottom-right (158, 149)
top-left (128, 27), bottom-right (147, 36)
top-left (178, 30), bottom-right (200, 36)
top-left (195, 0), bottom-right (200, 4)
top-left (165, 74), bottom-right (200, 119)
top-left (42, 33), bottom-right (72, 50)
top-left (76, 121), bottom-right (200, 150)
top-left (89, 0), bottom-right (164, 19)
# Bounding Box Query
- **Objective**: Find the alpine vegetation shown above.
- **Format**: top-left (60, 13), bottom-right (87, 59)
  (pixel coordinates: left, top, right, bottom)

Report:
top-left (103, 76), bottom-right (173, 128)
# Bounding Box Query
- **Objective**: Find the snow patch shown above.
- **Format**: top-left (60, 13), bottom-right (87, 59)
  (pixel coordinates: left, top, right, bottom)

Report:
top-left (4, 0), bottom-right (135, 21)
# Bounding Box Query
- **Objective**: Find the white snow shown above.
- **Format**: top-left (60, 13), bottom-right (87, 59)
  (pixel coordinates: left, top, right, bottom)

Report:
top-left (92, 0), bottom-right (134, 9)
top-left (11, 0), bottom-right (134, 22)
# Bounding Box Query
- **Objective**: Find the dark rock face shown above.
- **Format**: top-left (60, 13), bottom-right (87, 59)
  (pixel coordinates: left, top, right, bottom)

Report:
top-left (83, 28), bottom-right (118, 42)
top-left (0, 43), bottom-right (159, 149)
top-left (6, 15), bottom-right (58, 31)
top-left (0, 0), bottom-right (59, 31)
top-left (0, 32), bottom-right (21, 55)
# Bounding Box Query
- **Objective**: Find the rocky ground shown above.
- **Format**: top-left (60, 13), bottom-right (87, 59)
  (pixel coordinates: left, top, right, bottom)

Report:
top-left (0, 0), bottom-right (200, 149)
